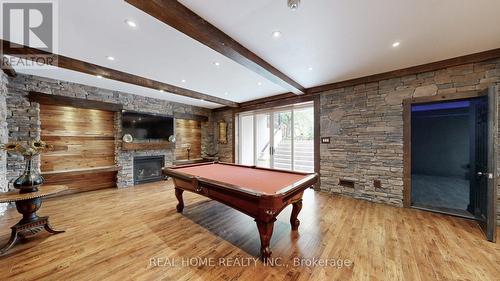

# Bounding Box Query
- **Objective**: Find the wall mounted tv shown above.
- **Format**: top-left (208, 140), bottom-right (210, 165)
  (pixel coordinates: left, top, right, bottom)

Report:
top-left (122, 111), bottom-right (174, 140)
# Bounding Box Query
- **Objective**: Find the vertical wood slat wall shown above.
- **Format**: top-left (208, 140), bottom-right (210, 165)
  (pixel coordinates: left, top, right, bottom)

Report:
top-left (175, 119), bottom-right (202, 160)
top-left (40, 104), bottom-right (118, 194)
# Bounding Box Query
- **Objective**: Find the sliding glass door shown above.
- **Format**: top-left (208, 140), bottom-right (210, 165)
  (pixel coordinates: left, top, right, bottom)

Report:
top-left (239, 114), bottom-right (254, 165)
top-left (255, 113), bottom-right (271, 168)
top-left (293, 106), bottom-right (314, 172)
top-left (237, 103), bottom-right (314, 172)
top-left (273, 110), bottom-right (292, 170)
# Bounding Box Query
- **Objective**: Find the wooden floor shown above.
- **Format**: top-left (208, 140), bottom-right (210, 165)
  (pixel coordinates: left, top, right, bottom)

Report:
top-left (0, 181), bottom-right (498, 281)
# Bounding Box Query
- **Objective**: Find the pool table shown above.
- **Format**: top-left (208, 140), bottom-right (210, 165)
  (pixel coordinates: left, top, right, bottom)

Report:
top-left (162, 162), bottom-right (318, 260)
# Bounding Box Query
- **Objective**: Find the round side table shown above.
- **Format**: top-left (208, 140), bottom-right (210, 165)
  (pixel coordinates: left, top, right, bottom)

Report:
top-left (0, 185), bottom-right (68, 255)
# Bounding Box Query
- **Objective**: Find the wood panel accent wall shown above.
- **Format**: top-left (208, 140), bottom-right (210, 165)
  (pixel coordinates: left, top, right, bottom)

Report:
top-left (42, 171), bottom-right (118, 193)
top-left (40, 104), bottom-right (118, 193)
top-left (175, 119), bottom-right (202, 160)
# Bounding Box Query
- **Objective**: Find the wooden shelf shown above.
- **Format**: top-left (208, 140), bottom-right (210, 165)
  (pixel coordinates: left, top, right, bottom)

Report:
top-left (121, 141), bottom-right (174, 151)
top-left (42, 165), bottom-right (121, 177)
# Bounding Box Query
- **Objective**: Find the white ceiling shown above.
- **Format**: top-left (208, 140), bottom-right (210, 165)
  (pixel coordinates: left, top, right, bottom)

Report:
top-left (180, 0), bottom-right (500, 88)
top-left (14, 62), bottom-right (221, 108)
top-left (4, 0), bottom-right (500, 108)
top-left (5, 0), bottom-right (284, 108)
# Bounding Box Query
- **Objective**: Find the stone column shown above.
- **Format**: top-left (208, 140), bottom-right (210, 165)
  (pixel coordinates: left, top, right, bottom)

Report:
top-left (0, 70), bottom-right (8, 214)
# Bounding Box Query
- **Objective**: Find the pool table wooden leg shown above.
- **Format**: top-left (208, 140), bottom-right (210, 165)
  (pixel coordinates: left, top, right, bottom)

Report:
top-left (290, 199), bottom-right (303, 231)
top-left (255, 219), bottom-right (275, 261)
top-left (175, 188), bottom-right (184, 213)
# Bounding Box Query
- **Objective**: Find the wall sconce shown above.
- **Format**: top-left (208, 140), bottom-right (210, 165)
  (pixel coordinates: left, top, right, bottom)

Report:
top-left (218, 120), bottom-right (228, 144)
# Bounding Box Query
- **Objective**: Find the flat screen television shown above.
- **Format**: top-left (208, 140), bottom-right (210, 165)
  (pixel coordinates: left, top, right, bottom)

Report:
top-left (122, 111), bottom-right (174, 140)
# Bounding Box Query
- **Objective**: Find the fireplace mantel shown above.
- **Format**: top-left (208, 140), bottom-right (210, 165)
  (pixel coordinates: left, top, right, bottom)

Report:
top-left (121, 141), bottom-right (174, 151)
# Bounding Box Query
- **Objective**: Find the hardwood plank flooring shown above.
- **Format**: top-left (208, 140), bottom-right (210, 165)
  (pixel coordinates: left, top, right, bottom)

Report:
top-left (0, 181), bottom-right (498, 281)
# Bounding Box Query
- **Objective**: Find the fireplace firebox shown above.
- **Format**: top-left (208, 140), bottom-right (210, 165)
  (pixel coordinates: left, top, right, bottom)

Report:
top-left (133, 156), bottom-right (165, 185)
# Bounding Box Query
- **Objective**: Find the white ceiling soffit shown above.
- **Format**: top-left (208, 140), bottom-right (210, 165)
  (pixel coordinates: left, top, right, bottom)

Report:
top-left (180, 0), bottom-right (500, 88)
top-left (5, 0), bottom-right (286, 108)
top-left (11, 62), bottom-right (221, 108)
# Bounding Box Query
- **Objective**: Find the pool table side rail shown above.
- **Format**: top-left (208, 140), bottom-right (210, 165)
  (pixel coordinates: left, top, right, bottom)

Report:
top-left (214, 162), bottom-right (314, 176)
top-left (167, 161), bottom-right (314, 176)
top-left (162, 162), bottom-right (318, 197)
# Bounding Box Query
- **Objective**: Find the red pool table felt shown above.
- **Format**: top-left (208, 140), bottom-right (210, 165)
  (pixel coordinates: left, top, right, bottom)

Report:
top-left (173, 163), bottom-right (309, 195)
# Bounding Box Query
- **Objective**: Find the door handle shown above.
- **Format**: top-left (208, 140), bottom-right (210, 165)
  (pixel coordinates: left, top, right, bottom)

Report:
top-left (477, 172), bottom-right (494, 179)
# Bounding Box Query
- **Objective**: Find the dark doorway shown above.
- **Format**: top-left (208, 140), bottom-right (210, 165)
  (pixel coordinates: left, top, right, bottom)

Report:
top-left (411, 100), bottom-right (473, 216)
top-left (404, 87), bottom-right (497, 242)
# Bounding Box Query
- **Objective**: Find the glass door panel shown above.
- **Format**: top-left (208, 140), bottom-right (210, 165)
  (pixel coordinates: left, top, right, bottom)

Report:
top-left (239, 114), bottom-right (254, 165)
top-left (293, 107), bottom-right (314, 172)
top-left (255, 113), bottom-right (271, 168)
top-left (237, 103), bottom-right (315, 172)
top-left (273, 110), bottom-right (292, 170)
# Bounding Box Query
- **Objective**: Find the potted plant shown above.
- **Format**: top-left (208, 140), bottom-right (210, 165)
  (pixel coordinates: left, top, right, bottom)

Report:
top-left (1, 140), bottom-right (52, 193)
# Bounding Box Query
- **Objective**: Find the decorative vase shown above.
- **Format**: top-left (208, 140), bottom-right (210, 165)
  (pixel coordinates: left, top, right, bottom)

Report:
top-left (13, 157), bottom-right (44, 194)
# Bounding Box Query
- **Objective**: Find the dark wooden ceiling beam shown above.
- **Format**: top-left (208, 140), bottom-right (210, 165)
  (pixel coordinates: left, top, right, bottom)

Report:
top-left (125, 0), bottom-right (306, 95)
top-left (1, 55), bottom-right (17, 77)
top-left (1, 39), bottom-right (239, 107)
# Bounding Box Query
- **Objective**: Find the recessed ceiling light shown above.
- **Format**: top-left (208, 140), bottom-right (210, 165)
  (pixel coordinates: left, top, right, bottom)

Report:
top-left (308, 66), bottom-right (313, 71)
top-left (272, 31), bottom-right (282, 38)
top-left (181, 79), bottom-right (186, 83)
top-left (213, 62), bottom-right (221, 67)
top-left (257, 82), bottom-right (262, 86)
top-left (392, 41), bottom-right (401, 48)
top-left (224, 92), bottom-right (228, 96)
top-left (96, 75), bottom-right (103, 79)
top-left (200, 99), bottom-right (204, 102)
top-left (288, 0), bottom-right (300, 10)
top-left (125, 19), bottom-right (137, 28)
top-left (159, 89), bottom-right (164, 92)
top-left (106, 56), bottom-right (115, 61)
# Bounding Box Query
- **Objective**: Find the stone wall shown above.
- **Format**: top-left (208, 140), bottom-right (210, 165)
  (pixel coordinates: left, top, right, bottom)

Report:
top-left (319, 59), bottom-right (500, 224)
top-left (0, 70), bottom-right (8, 214)
top-left (5, 74), bottom-right (211, 188)
top-left (211, 110), bottom-right (233, 162)
top-left (6, 78), bottom-right (40, 182)
top-left (201, 114), bottom-right (217, 159)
